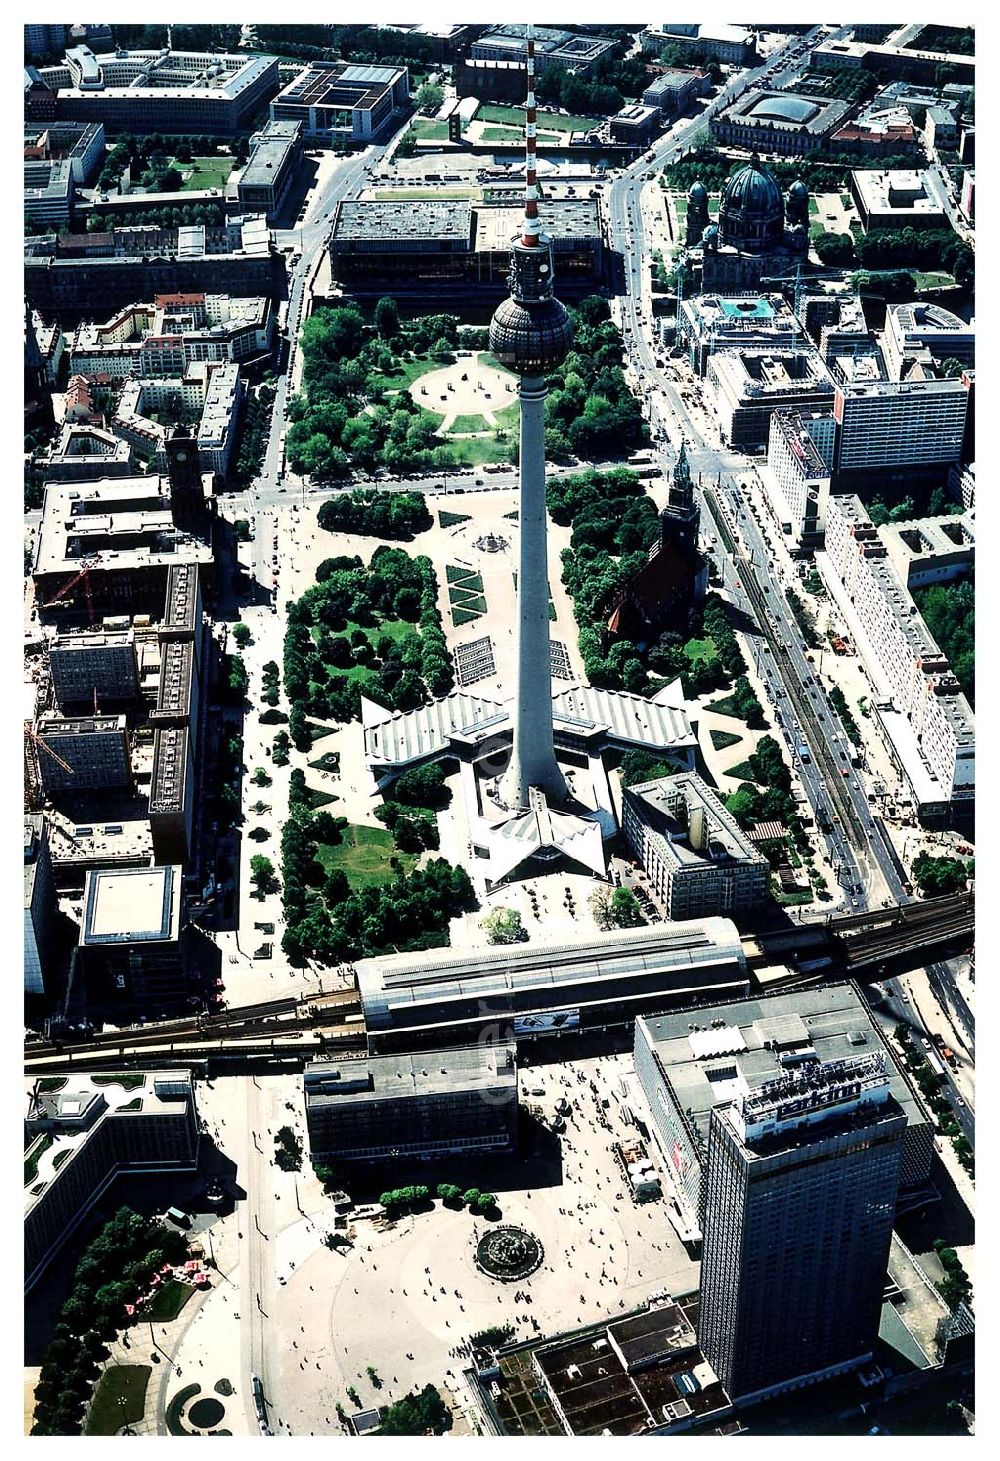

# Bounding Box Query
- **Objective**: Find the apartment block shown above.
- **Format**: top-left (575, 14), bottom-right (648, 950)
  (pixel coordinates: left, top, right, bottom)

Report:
top-left (24, 1071), bottom-right (200, 1290)
top-left (24, 816), bottom-right (58, 996)
top-left (834, 378), bottom-right (969, 474)
top-left (823, 495), bottom-right (974, 818)
top-left (49, 630), bottom-right (139, 709)
top-left (764, 409), bottom-right (835, 549)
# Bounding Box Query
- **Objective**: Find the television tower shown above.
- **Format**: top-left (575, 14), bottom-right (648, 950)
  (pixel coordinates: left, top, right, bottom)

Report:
top-left (489, 25), bottom-right (573, 808)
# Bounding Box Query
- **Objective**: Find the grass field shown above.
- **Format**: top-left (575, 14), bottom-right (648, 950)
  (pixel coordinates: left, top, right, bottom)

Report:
top-left (684, 636), bottom-right (718, 664)
top-left (478, 103), bottom-right (603, 133)
top-left (724, 758), bottom-right (759, 782)
top-left (448, 413), bottom-right (493, 434)
top-left (176, 156), bottom-right (234, 192)
top-left (316, 823), bottom-right (417, 887)
top-left (411, 119), bottom-right (449, 141)
top-left (146, 1279), bottom-right (194, 1323)
top-left (85, 1366), bottom-right (151, 1436)
top-left (373, 187), bottom-right (478, 201)
top-left (914, 271), bottom-right (956, 290)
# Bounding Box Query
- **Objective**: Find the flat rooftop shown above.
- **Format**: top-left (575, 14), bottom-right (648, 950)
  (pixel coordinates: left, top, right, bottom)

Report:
top-left (305, 1044), bottom-right (516, 1105)
top-left (80, 863), bottom-right (180, 944)
top-left (637, 983), bottom-right (927, 1161)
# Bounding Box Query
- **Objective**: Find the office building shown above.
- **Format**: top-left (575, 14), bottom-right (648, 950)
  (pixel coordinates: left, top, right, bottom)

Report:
top-left (31, 46), bottom-right (280, 134)
top-left (358, 918), bottom-right (747, 1053)
top-left (36, 714), bottom-right (131, 795)
top-left (924, 105), bottom-right (958, 153)
top-left (764, 408), bottom-right (835, 549)
top-left (610, 105), bottom-right (661, 148)
top-left (879, 513), bottom-right (974, 591)
top-left (643, 24), bottom-right (755, 66)
top-left (707, 346), bottom-right (835, 452)
top-left (471, 26), bottom-right (616, 73)
top-left (711, 89), bottom-right (850, 156)
top-left (823, 495), bottom-right (974, 819)
top-left (112, 364), bottom-right (243, 480)
top-left (697, 1052), bottom-right (905, 1402)
top-left (328, 197), bottom-right (603, 300)
top-left (24, 219), bottom-right (279, 318)
top-left (810, 36), bottom-right (975, 88)
top-left (23, 157), bottom-right (74, 227)
top-left (633, 984), bottom-right (933, 1246)
top-left (643, 69), bottom-right (710, 117)
top-left (41, 424), bottom-right (135, 480)
top-left (850, 170), bottom-right (947, 232)
top-left (622, 774), bottom-right (770, 920)
top-left (76, 864), bottom-right (193, 1002)
top-left (49, 630), bottom-right (139, 709)
top-left (24, 24), bottom-right (69, 60)
top-left (24, 816), bottom-right (58, 996)
top-left (34, 477), bottom-right (214, 617)
top-left (68, 293), bottom-right (273, 379)
top-left (304, 1045), bottom-right (518, 1163)
top-left (677, 292), bottom-right (804, 377)
top-left (834, 377), bottom-right (968, 473)
top-left (237, 120), bottom-right (303, 221)
top-left (24, 1071), bottom-right (200, 1291)
top-left (24, 120), bottom-right (105, 183)
top-left (882, 302), bottom-right (974, 381)
top-left (270, 61), bottom-right (409, 145)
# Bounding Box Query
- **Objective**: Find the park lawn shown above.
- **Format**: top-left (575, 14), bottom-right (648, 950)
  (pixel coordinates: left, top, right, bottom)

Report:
top-left (446, 413), bottom-right (492, 434)
top-left (443, 434), bottom-right (515, 466)
top-left (85, 1366), bottom-right (151, 1436)
top-left (492, 401), bottom-right (520, 433)
top-left (684, 636), bottom-right (718, 664)
top-left (177, 156), bottom-right (234, 192)
top-left (316, 824), bottom-right (417, 887)
top-left (146, 1279), bottom-right (194, 1322)
top-left (709, 728), bottom-right (742, 752)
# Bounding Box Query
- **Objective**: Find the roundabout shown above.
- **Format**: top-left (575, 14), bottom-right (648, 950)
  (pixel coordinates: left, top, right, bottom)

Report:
top-left (474, 1225), bottom-right (544, 1283)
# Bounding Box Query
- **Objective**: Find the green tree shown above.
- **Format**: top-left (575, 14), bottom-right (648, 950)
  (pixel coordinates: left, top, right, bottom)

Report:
top-left (481, 906), bottom-right (527, 945)
top-left (610, 886), bottom-right (643, 927)
top-left (250, 854), bottom-right (277, 898)
top-left (374, 296), bottom-right (400, 340)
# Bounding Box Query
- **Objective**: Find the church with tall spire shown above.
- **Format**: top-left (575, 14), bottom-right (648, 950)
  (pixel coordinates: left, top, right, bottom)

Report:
top-left (608, 442), bottom-right (708, 643)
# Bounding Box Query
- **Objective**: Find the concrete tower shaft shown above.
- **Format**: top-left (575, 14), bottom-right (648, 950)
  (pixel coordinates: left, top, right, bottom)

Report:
top-left (488, 24), bottom-right (572, 809)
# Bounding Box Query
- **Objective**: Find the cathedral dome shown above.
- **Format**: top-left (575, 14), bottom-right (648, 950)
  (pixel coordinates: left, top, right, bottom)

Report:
top-left (719, 154), bottom-right (785, 254)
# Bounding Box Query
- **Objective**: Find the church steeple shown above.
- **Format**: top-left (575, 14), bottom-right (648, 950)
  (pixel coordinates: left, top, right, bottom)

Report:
top-left (661, 440), bottom-right (699, 552)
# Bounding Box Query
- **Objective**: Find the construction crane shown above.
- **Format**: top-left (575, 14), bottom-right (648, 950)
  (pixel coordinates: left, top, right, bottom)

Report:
top-left (24, 726), bottom-right (74, 810)
top-left (44, 558), bottom-right (98, 625)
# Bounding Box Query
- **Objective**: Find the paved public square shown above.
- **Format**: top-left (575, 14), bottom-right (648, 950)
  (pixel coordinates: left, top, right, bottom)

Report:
top-left (147, 1054), bottom-right (697, 1436)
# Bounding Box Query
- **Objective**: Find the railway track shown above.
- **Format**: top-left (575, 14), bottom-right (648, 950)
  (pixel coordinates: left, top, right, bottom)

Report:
top-left (704, 485), bottom-right (867, 856)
